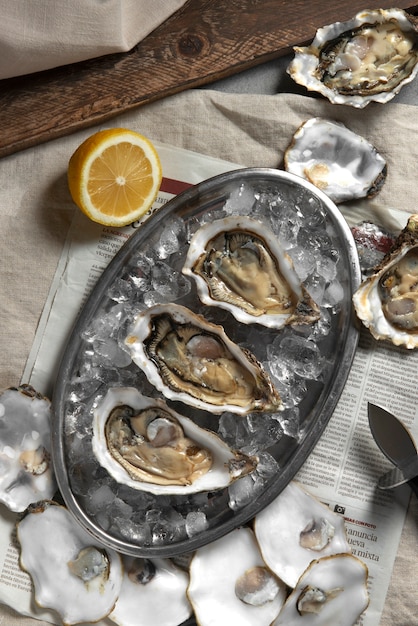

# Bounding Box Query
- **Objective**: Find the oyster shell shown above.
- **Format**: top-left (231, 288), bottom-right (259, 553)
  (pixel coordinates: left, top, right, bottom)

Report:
top-left (0, 385), bottom-right (56, 512)
top-left (272, 554), bottom-right (369, 625)
top-left (188, 526), bottom-right (287, 626)
top-left (110, 556), bottom-right (192, 626)
top-left (182, 216), bottom-right (319, 329)
top-left (253, 481), bottom-right (350, 587)
top-left (125, 303), bottom-right (282, 414)
top-left (287, 8), bottom-right (418, 108)
top-left (353, 214), bottom-right (418, 348)
top-left (17, 500), bottom-right (123, 625)
top-left (284, 118), bottom-right (387, 203)
top-left (92, 387), bottom-right (257, 494)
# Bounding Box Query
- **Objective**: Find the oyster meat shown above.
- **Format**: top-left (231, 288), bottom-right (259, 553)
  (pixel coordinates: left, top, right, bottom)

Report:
top-left (353, 214), bottom-right (418, 348)
top-left (17, 501), bottom-right (123, 625)
top-left (125, 303), bottom-right (282, 414)
top-left (284, 118), bottom-right (387, 203)
top-left (287, 8), bottom-right (418, 108)
top-left (254, 481), bottom-right (350, 587)
top-left (188, 526), bottom-right (287, 626)
top-left (92, 387), bottom-right (257, 494)
top-left (183, 216), bottom-right (319, 329)
top-left (0, 384), bottom-right (56, 512)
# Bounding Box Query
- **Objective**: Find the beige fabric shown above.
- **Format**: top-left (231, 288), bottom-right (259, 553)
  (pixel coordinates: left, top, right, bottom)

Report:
top-left (0, 89), bottom-right (417, 624)
top-left (0, 0), bottom-right (187, 79)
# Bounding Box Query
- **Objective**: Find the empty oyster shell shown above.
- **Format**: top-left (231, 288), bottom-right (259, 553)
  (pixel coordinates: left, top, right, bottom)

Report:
top-left (353, 214), bottom-right (418, 348)
top-left (0, 385), bottom-right (56, 512)
top-left (182, 216), bottom-right (319, 328)
top-left (188, 526), bottom-right (287, 626)
top-left (288, 8), bottom-right (418, 108)
top-left (92, 387), bottom-right (257, 494)
top-left (125, 303), bottom-right (282, 414)
top-left (272, 554), bottom-right (369, 625)
top-left (284, 118), bottom-right (387, 203)
top-left (254, 481), bottom-right (350, 587)
top-left (17, 501), bottom-right (123, 625)
top-left (110, 555), bottom-right (192, 626)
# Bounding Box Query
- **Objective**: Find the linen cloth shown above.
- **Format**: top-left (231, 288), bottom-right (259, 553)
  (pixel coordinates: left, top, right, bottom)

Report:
top-left (0, 0), bottom-right (187, 80)
top-left (0, 89), bottom-right (417, 625)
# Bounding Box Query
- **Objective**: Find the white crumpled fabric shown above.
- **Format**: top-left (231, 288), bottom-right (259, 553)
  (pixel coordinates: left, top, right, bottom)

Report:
top-left (0, 0), bottom-right (187, 80)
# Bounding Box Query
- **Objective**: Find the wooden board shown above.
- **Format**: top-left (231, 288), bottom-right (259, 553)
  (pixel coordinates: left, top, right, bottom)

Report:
top-left (1, 0), bottom-right (418, 157)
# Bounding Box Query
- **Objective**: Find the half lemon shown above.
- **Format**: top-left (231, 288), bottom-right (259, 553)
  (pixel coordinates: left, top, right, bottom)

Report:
top-left (68, 128), bottom-right (162, 227)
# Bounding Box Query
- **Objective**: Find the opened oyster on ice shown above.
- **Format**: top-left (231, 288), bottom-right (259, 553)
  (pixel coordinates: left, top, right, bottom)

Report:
top-left (288, 8), bottom-right (418, 107)
top-left (284, 118), bottom-right (387, 203)
top-left (92, 387), bottom-right (257, 495)
top-left (125, 303), bottom-right (282, 414)
top-left (0, 385), bottom-right (56, 512)
top-left (353, 214), bottom-right (418, 348)
top-left (182, 216), bottom-right (319, 328)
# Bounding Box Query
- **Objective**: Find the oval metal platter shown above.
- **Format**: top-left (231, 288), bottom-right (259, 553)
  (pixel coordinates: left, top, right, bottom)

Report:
top-left (52, 168), bottom-right (361, 558)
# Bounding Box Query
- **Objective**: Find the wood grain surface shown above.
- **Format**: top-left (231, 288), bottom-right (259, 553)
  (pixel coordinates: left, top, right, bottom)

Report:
top-left (1, 0), bottom-right (418, 157)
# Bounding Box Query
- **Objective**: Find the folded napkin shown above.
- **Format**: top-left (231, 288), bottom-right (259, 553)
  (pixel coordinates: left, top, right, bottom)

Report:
top-left (0, 0), bottom-right (187, 80)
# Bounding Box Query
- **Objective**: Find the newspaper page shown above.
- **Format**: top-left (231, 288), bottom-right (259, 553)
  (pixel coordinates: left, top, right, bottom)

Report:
top-left (0, 143), bottom-right (416, 626)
